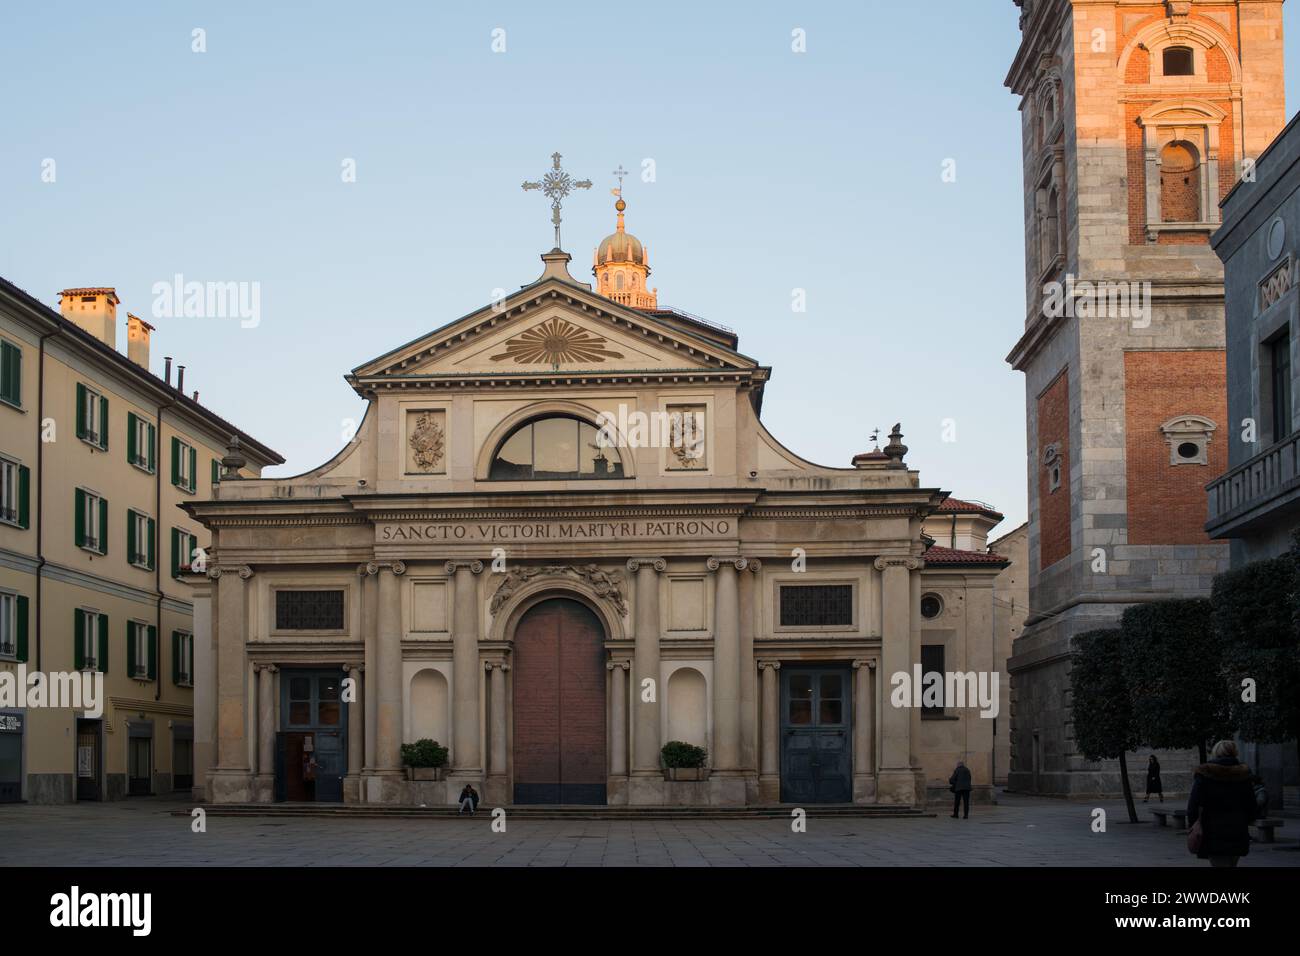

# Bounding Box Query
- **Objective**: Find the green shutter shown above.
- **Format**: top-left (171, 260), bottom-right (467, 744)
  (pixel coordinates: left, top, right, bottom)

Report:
top-left (75, 383), bottom-right (87, 439)
top-left (127, 622), bottom-right (137, 676)
top-left (188, 446), bottom-right (196, 492)
top-left (17, 465), bottom-right (29, 529)
top-left (127, 412), bottom-right (137, 464)
top-left (74, 611), bottom-right (85, 670)
top-left (170, 528), bottom-right (179, 577)
top-left (147, 423), bottom-right (156, 472)
top-left (14, 595), bottom-right (28, 662)
top-left (172, 630), bottom-right (181, 684)
top-left (147, 625), bottom-right (157, 680)
top-left (127, 511), bottom-right (137, 565)
top-left (97, 615), bottom-right (108, 674)
top-left (98, 395), bottom-right (108, 449)
top-left (1, 341), bottom-right (19, 405)
top-left (146, 517), bottom-right (156, 570)
top-left (97, 496), bottom-right (108, 555)
top-left (74, 488), bottom-right (85, 547)
top-left (170, 437), bottom-right (180, 486)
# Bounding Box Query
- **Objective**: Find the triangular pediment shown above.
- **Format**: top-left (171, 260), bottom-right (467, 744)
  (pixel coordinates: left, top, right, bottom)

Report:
top-left (352, 277), bottom-right (756, 382)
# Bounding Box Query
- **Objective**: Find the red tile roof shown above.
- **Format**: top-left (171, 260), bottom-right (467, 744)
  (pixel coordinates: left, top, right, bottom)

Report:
top-left (935, 496), bottom-right (1004, 519)
top-left (923, 545), bottom-right (1010, 566)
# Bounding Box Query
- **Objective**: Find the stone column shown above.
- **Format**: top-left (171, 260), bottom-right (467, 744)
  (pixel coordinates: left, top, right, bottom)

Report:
top-left (358, 564), bottom-right (378, 778)
top-left (875, 555), bottom-right (921, 806)
top-left (627, 558), bottom-right (664, 803)
top-left (210, 564), bottom-right (254, 803)
top-left (708, 556), bottom-right (744, 804)
top-left (247, 662), bottom-right (259, 778)
top-left (758, 660), bottom-right (781, 801)
top-left (255, 662), bottom-right (276, 802)
top-left (371, 560), bottom-right (405, 803)
top-left (739, 560), bottom-right (761, 795)
top-left (448, 560), bottom-right (484, 788)
top-left (852, 658), bottom-right (876, 804)
top-left (345, 662), bottom-right (363, 803)
top-left (608, 660), bottom-right (629, 782)
top-left (487, 661), bottom-right (508, 775)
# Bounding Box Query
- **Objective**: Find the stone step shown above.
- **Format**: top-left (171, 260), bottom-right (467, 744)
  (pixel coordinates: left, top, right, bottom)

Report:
top-left (176, 804), bottom-right (931, 821)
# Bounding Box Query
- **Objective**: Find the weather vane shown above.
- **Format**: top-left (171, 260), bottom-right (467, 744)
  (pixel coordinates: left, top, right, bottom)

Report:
top-left (521, 152), bottom-right (592, 250)
top-left (611, 163), bottom-right (628, 200)
top-left (870, 427), bottom-right (881, 448)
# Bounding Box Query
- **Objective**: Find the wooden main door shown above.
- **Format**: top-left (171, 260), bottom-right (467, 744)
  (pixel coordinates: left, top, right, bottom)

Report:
top-left (512, 598), bottom-right (607, 805)
top-left (780, 666), bottom-right (853, 803)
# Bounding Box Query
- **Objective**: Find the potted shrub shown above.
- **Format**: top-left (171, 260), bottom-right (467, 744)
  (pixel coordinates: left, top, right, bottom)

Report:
top-left (661, 740), bottom-right (709, 781)
top-left (401, 739), bottom-right (449, 781)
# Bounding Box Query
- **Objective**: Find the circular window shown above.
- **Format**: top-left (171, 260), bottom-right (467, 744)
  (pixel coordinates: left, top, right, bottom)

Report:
top-left (920, 594), bottom-right (943, 620)
top-left (1267, 217), bottom-right (1286, 260)
top-left (1177, 441), bottom-right (1200, 460)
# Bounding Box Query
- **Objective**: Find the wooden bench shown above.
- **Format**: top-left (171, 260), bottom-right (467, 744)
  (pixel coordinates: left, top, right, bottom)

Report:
top-left (1252, 819), bottom-right (1285, 843)
top-left (1150, 809), bottom-right (1187, 829)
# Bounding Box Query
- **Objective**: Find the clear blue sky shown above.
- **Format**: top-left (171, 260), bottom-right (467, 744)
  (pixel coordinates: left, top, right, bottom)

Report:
top-left (5, 1), bottom-right (1300, 533)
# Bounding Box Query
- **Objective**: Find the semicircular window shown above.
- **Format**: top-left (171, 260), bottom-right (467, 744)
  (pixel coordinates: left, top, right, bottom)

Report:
top-left (489, 415), bottom-right (625, 480)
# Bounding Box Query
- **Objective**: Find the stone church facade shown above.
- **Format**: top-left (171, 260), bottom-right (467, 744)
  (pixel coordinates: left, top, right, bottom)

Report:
top-left (186, 197), bottom-right (1011, 807)
top-left (1005, 0), bottom-right (1285, 794)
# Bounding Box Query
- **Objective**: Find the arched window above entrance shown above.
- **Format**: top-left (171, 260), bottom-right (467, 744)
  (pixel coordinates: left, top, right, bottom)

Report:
top-left (488, 414), bottom-right (626, 480)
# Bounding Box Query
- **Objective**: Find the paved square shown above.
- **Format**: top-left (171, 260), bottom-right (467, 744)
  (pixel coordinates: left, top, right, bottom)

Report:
top-left (1, 794), bottom-right (1295, 867)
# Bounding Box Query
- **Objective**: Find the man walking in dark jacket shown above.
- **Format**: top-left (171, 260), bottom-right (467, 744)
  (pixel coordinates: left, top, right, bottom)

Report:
top-left (949, 761), bottom-right (972, 819)
top-left (1187, 740), bottom-right (1258, 867)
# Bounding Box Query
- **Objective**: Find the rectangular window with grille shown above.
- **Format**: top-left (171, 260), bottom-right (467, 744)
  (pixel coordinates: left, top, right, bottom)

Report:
top-left (275, 590), bottom-right (345, 631)
top-left (921, 644), bottom-right (946, 716)
top-left (778, 584), bottom-right (853, 627)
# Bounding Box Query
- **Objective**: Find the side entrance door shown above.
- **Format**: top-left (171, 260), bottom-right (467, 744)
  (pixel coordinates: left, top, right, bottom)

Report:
top-left (780, 666), bottom-right (852, 803)
top-left (277, 669), bottom-right (347, 802)
top-left (76, 718), bottom-right (102, 801)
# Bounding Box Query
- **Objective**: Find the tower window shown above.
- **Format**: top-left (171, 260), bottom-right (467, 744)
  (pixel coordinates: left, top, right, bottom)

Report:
top-left (615, 273), bottom-right (624, 291)
top-left (1162, 46), bottom-right (1194, 76)
top-left (1159, 141), bottom-right (1201, 222)
top-left (1159, 415), bottom-right (1216, 466)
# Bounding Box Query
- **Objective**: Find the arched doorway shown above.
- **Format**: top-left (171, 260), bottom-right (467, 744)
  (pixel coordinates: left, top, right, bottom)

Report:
top-left (512, 597), bottom-right (607, 804)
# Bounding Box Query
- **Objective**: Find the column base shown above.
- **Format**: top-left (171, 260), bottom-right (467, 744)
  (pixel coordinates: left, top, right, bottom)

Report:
top-left (707, 771), bottom-right (748, 806)
top-left (253, 773), bottom-right (274, 804)
top-left (875, 769), bottom-right (919, 807)
top-left (628, 770), bottom-right (664, 805)
top-left (343, 774), bottom-right (362, 804)
top-left (484, 774), bottom-right (510, 806)
top-left (758, 773), bottom-right (780, 802)
top-left (362, 770), bottom-right (406, 805)
top-left (606, 775), bottom-right (630, 805)
top-left (853, 772), bottom-right (878, 804)
top-left (208, 769), bottom-right (256, 804)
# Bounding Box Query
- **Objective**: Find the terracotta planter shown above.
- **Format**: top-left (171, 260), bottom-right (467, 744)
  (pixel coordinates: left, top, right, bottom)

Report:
top-left (663, 767), bottom-right (709, 782)
top-left (407, 767), bottom-right (447, 782)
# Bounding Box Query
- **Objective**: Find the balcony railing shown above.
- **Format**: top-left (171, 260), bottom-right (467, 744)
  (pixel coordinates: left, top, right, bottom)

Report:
top-left (1205, 430), bottom-right (1300, 536)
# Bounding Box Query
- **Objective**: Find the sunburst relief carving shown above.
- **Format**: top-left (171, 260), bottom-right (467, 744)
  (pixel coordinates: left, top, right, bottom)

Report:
top-left (490, 317), bottom-right (625, 366)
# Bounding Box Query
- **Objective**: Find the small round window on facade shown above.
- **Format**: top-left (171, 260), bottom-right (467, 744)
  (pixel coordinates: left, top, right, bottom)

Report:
top-left (921, 594), bottom-right (943, 619)
top-left (1160, 415), bottom-right (1216, 466)
top-left (1177, 441), bottom-right (1200, 460)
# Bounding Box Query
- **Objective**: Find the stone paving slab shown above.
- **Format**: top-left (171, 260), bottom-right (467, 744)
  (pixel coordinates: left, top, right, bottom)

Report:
top-left (0, 793), bottom-right (1296, 867)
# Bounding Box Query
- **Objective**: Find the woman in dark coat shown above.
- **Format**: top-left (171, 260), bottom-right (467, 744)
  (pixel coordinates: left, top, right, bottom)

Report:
top-left (1144, 755), bottom-right (1163, 803)
top-left (1186, 740), bottom-right (1258, 867)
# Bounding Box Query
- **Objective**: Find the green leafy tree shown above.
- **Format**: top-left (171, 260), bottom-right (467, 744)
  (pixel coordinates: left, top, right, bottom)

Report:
top-left (1071, 628), bottom-right (1140, 822)
top-left (1121, 598), bottom-right (1234, 764)
top-left (1213, 547), bottom-right (1300, 767)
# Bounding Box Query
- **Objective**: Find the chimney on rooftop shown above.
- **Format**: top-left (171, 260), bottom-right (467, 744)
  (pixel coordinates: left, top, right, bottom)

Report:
top-left (164, 356), bottom-right (173, 386)
top-left (126, 313), bottom-right (154, 370)
top-left (176, 365), bottom-right (185, 394)
top-left (58, 288), bottom-right (120, 347)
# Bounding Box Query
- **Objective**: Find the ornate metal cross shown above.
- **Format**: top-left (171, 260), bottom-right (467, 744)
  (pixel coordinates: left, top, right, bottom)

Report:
top-left (611, 163), bottom-right (628, 198)
top-left (521, 152), bottom-right (592, 250)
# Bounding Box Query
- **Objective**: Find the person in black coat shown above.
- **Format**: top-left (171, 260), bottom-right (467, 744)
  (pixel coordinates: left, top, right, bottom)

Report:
top-left (1187, 740), bottom-right (1258, 867)
top-left (948, 761), bottom-right (973, 819)
top-left (1144, 755), bottom-right (1163, 803)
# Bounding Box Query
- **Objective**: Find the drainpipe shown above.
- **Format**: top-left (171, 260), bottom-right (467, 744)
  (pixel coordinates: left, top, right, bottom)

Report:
top-left (950, 514), bottom-right (957, 549)
top-left (154, 400), bottom-right (173, 703)
top-left (34, 329), bottom-right (57, 672)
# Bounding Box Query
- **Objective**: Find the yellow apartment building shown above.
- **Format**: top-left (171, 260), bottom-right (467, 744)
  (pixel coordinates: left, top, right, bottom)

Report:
top-left (0, 278), bottom-right (281, 803)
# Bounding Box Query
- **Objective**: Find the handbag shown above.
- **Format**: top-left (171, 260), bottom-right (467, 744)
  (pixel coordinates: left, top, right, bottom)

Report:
top-left (1186, 819), bottom-right (1203, 855)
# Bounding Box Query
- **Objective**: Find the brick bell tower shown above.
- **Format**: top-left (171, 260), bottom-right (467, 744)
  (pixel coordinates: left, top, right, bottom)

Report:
top-left (1004, 0), bottom-right (1285, 795)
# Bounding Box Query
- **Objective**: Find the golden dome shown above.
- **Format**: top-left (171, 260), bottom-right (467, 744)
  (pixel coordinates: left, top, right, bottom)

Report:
top-left (596, 197), bottom-right (645, 266)
top-left (593, 191), bottom-right (657, 309)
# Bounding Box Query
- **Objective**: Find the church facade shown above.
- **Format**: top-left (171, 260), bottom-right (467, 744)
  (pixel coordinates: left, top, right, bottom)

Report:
top-left (186, 195), bottom-right (1010, 808)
